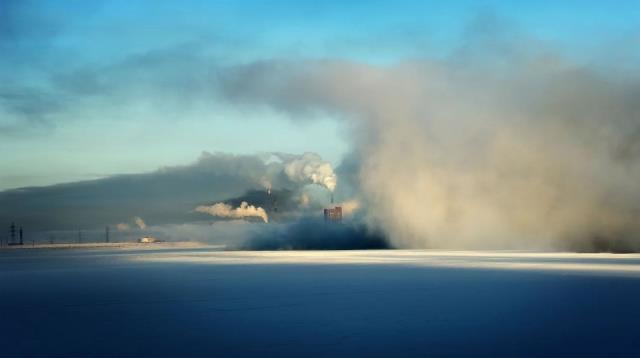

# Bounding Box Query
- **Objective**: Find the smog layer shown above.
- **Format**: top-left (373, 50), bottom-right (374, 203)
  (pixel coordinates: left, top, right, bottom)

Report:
top-left (1, 5), bottom-right (639, 251)
top-left (217, 52), bottom-right (640, 251)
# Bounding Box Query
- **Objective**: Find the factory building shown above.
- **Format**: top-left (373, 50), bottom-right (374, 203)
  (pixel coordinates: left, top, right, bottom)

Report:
top-left (324, 206), bottom-right (342, 223)
top-left (139, 236), bottom-right (159, 243)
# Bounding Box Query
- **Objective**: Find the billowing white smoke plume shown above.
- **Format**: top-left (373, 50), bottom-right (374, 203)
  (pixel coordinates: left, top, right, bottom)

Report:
top-left (336, 199), bottom-right (360, 217)
top-left (219, 35), bottom-right (640, 250)
top-left (260, 177), bottom-right (272, 195)
top-left (279, 152), bottom-right (337, 192)
top-left (196, 201), bottom-right (269, 223)
top-left (134, 216), bottom-right (147, 229)
top-left (191, 152), bottom-right (336, 197)
top-left (116, 223), bottom-right (130, 231)
top-left (115, 216), bottom-right (147, 231)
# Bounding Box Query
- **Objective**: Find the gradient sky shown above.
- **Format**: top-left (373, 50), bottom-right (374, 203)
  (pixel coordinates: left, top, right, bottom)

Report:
top-left (1, 0), bottom-right (639, 190)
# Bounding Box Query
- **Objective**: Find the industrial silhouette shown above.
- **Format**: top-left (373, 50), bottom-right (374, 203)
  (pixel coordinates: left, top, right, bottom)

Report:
top-left (324, 206), bottom-right (342, 223)
top-left (7, 222), bottom-right (24, 246)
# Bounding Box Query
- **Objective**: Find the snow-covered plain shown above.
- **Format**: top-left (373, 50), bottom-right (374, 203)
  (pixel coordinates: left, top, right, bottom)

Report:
top-left (2, 247), bottom-right (640, 357)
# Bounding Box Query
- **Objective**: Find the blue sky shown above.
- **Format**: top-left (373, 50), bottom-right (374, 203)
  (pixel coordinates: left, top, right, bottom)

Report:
top-left (1, 0), bottom-right (639, 190)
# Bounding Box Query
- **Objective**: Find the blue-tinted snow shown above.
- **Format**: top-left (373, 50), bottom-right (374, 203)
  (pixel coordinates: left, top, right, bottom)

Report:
top-left (2, 248), bottom-right (640, 357)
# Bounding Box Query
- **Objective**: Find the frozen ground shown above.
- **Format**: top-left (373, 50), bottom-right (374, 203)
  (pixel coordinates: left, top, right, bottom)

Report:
top-left (0, 241), bottom-right (208, 251)
top-left (2, 247), bottom-right (640, 357)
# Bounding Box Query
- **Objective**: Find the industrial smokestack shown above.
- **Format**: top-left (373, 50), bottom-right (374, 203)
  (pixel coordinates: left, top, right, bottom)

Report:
top-left (260, 177), bottom-right (272, 196)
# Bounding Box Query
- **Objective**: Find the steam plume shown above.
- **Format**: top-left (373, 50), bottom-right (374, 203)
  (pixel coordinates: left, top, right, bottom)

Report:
top-left (196, 201), bottom-right (269, 223)
top-left (219, 40), bottom-right (640, 250)
top-left (116, 223), bottom-right (130, 231)
top-left (336, 199), bottom-right (361, 217)
top-left (134, 216), bottom-right (147, 229)
top-left (279, 152), bottom-right (337, 192)
top-left (260, 177), bottom-right (272, 195)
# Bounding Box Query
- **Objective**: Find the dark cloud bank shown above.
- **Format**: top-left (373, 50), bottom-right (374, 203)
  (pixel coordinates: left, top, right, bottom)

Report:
top-left (0, 153), bottom-right (265, 231)
top-left (0, 151), bottom-right (384, 250)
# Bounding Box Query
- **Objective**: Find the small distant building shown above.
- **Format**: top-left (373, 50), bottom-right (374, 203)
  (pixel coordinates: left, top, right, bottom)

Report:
top-left (324, 206), bottom-right (342, 223)
top-left (138, 236), bottom-right (159, 243)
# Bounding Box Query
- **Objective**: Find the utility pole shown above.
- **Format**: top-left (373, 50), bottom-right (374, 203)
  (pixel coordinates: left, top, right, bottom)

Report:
top-left (19, 226), bottom-right (23, 245)
top-left (9, 222), bottom-right (15, 245)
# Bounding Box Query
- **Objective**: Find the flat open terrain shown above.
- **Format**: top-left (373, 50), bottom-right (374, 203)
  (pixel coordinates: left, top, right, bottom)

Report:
top-left (2, 247), bottom-right (640, 357)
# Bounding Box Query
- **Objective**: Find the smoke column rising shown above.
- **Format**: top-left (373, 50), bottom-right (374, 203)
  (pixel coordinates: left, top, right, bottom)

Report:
top-left (116, 223), bottom-right (130, 231)
top-left (279, 152), bottom-right (337, 192)
top-left (219, 37), bottom-right (640, 251)
top-left (134, 217), bottom-right (147, 230)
